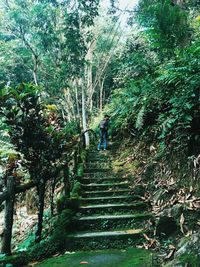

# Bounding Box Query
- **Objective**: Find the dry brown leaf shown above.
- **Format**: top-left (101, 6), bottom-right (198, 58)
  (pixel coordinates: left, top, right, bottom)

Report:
top-left (52, 253), bottom-right (60, 257)
top-left (168, 178), bottom-right (176, 186)
top-left (180, 213), bottom-right (185, 234)
top-left (143, 233), bottom-right (151, 241)
top-left (185, 230), bottom-right (193, 237)
top-left (169, 244), bottom-right (176, 250)
top-left (186, 194), bottom-right (192, 200)
top-left (193, 201), bottom-right (200, 209)
top-left (165, 247), bottom-right (176, 260)
top-left (136, 245), bottom-right (144, 249)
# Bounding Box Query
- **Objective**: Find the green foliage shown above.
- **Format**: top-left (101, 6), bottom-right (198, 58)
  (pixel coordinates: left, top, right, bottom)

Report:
top-left (0, 83), bottom-right (80, 183)
top-left (102, 5), bottom-right (200, 156)
top-left (0, 0), bottom-right (101, 92)
top-left (0, 253), bottom-right (29, 267)
top-left (0, 83), bottom-right (53, 181)
top-left (0, 82), bottom-right (81, 253)
top-left (137, 0), bottom-right (190, 56)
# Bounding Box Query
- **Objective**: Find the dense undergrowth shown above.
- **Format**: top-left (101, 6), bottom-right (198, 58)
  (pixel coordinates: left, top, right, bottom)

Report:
top-left (90, 2), bottom-right (200, 265)
top-left (106, 137), bottom-right (200, 266)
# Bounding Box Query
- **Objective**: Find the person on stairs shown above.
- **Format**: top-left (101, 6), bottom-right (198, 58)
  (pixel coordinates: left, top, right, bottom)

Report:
top-left (98, 115), bottom-right (110, 151)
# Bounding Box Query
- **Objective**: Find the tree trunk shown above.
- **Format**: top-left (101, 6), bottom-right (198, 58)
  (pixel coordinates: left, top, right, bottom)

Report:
top-left (63, 165), bottom-right (70, 197)
top-left (86, 41), bottom-right (95, 114)
top-left (50, 177), bottom-right (57, 217)
top-left (1, 176), bottom-right (15, 255)
top-left (35, 179), bottom-right (45, 243)
top-left (88, 63), bottom-right (93, 113)
top-left (99, 76), bottom-right (105, 112)
top-left (81, 84), bottom-right (90, 148)
top-left (75, 80), bottom-right (80, 118)
top-left (33, 55), bottom-right (39, 86)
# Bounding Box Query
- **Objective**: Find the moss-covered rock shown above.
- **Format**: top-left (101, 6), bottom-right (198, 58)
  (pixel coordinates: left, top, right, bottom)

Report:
top-left (165, 232), bottom-right (200, 267)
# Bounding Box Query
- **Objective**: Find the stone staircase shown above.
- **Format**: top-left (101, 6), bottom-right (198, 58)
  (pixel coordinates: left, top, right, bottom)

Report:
top-left (69, 151), bottom-right (152, 250)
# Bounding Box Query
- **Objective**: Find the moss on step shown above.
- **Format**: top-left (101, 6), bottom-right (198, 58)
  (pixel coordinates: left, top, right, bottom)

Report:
top-left (79, 201), bottom-right (148, 216)
top-left (77, 212), bottom-right (153, 231)
top-left (77, 163), bottom-right (84, 177)
top-left (31, 248), bottom-right (153, 267)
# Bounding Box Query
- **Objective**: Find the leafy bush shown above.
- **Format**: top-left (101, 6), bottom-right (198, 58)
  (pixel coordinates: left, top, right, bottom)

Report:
top-left (0, 253), bottom-right (29, 267)
top-left (102, 31), bottom-right (200, 156)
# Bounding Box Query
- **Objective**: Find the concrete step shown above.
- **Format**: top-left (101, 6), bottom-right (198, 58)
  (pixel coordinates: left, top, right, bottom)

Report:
top-left (72, 229), bottom-right (143, 238)
top-left (77, 213), bottom-right (152, 231)
top-left (68, 229), bottom-right (145, 250)
top-left (83, 173), bottom-right (115, 178)
top-left (85, 168), bottom-right (111, 173)
top-left (79, 202), bottom-right (148, 215)
top-left (82, 189), bottom-right (132, 197)
top-left (87, 155), bottom-right (113, 162)
top-left (81, 177), bottom-right (128, 184)
top-left (81, 195), bottom-right (139, 204)
top-left (86, 163), bottom-right (112, 168)
top-left (81, 182), bottom-right (130, 191)
top-left (87, 159), bottom-right (112, 162)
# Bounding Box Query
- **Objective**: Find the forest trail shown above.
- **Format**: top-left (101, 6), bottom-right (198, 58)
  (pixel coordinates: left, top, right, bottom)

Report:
top-left (69, 150), bottom-right (153, 250)
top-left (33, 149), bottom-right (154, 267)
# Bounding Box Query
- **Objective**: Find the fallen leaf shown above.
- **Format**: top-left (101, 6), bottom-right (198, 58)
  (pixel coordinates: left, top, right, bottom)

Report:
top-left (169, 244), bottom-right (176, 250)
top-left (80, 262), bottom-right (89, 265)
top-left (165, 247), bottom-right (176, 260)
top-left (185, 230), bottom-right (193, 237)
top-left (180, 213), bottom-right (185, 234)
top-left (143, 233), bottom-right (150, 241)
top-left (193, 201), bottom-right (200, 209)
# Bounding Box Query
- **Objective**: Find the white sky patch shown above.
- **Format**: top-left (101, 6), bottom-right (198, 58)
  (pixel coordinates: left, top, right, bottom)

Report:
top-left (101, 0), bottom-right (139, 9)
top-left (100, 0), bottom-right (139, 29)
